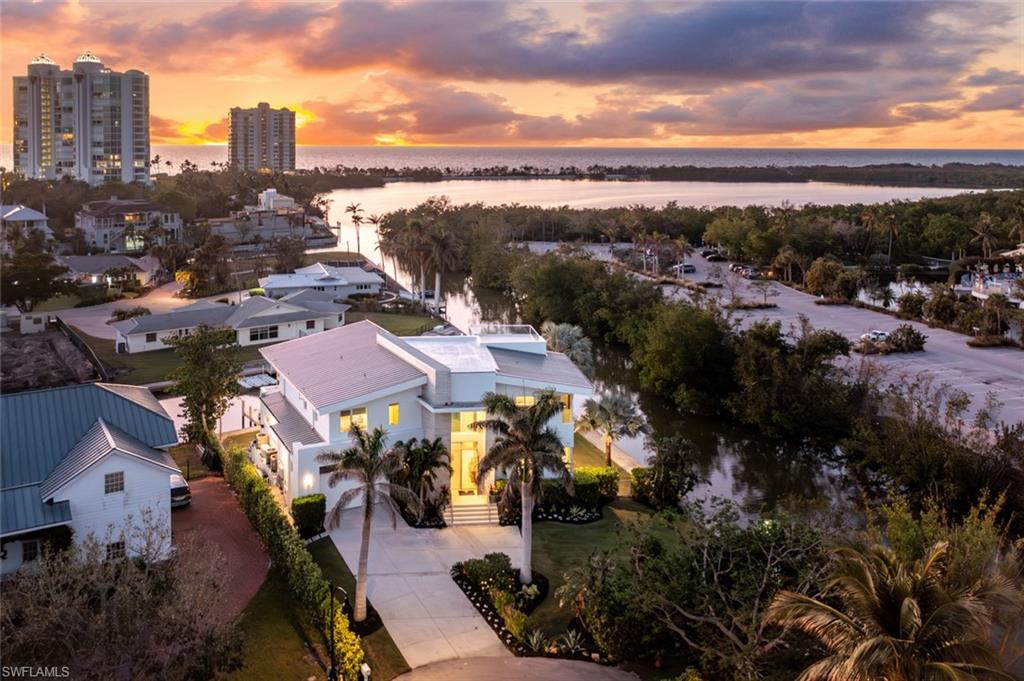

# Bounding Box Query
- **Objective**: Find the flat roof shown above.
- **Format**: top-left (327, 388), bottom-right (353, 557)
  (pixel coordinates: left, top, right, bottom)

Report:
top-left (402, 337), bottom-right (498, 373)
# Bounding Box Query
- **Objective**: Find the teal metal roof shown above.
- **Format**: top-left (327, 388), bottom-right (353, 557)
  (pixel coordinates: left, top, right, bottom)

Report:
top-left (1, 383), bottom-right (177, 536)
top-left (1, 486), bottom-right (71, 536)
top-left (39, 419), bottom-right (178, 500)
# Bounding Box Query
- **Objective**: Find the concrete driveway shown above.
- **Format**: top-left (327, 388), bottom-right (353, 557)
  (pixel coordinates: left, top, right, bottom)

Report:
top-left (527, 241), bottom-right (1024, 425)
top-left (394, 657), bottom-right (640, 681)
top-left (54, 281), bottom-right (189, 339)
top-left (330, 512), bottom-right (522, 668)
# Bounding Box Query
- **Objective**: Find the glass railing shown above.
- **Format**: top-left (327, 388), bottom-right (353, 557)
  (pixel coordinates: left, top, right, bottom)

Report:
top-left (469, 323), bottom-right (541, 339)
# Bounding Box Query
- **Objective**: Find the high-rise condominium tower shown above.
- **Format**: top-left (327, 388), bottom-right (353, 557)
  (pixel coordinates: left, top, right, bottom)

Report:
top-left (12, 53), bottom-right (150, 186)
top-left (228, 102), bottom-right (296, 172)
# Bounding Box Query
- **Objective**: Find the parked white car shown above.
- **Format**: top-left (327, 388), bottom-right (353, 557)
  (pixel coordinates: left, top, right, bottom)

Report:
top-left (860, 330), bottom-right (890, 343)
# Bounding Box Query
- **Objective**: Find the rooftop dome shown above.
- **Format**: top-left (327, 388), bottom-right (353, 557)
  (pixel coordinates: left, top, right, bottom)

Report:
top-left (30, 53), bottom-right (57, 65)
top-left (75, 51), bottom-right (102, 64)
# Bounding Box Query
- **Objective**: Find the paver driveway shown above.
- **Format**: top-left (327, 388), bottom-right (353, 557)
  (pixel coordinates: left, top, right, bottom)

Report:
top-left (330, 512), bottom-right (522, 668)
top-left (394, 657), bottom-right (641, 681)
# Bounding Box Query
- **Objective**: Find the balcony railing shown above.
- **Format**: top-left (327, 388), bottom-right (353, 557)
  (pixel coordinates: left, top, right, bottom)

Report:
top-left (469, 323), bottom-right (542, 339)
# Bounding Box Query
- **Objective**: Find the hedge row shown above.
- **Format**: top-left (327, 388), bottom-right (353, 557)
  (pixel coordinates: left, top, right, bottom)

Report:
top-left (223, 447), bottom-right (364, 679)
top-left (292, 493), bottom-right (327, 539)
top-left (536, 466), bottom-right (619, 512)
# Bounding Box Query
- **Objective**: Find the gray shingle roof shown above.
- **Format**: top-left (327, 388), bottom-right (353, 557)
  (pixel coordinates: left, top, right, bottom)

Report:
top-left (59, 255), bottom-right (144, 275)
top-left (260, 321), bottom-right (428, 409)
top-left (0, 383), bottom-right (178, 537)
top-left (111, 295), bottom-right (343, 335)
top-left (489, 348), bottom-right (592, 390)
top-left (262, 391), bottom-right (324, 449)
top-left (39, 419), bottom-right (179, 500)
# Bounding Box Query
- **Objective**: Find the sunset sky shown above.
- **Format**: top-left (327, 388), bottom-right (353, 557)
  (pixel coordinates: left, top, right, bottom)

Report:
top-left (2, 0), bottom-right (1023, 148)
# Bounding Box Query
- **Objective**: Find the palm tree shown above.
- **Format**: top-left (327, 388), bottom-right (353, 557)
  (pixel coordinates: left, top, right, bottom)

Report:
top-left (649, 231), bottom-right (670, 274)
top-left (540, 320), bottom-right (593, 377)
top-left (972, 212), bottom-right (999, 259)
top-left (471, 390), bottom-right (570, 584)
top-left (402, 219), bottom-right (430, 309)
top-left (674, 235), bottom-right (694, 271)
top-left (367, 214), bottom-right (385, 268)
top-left (766, 542), bottom-right (1019, 681)
top-left (394, 437), bottom-right (451, 516)
top-left (575, 393), bottom-right (649, 467)
top-left (316, 425), bottom-right (421, 622)
top-left (865, 207), bottom-right (900, 264)
top-left (425, 227), bottom-right (461, 315)
top-left (345, 202), bottom-right (364, 256)
top-left (774, 244), bottom-right (799, 283)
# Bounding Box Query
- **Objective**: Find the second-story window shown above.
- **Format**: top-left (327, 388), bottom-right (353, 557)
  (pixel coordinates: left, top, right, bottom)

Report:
top-left (514, 395), bottom-right (535, 407)
top-left (388, 403), bottom-right (400, 426)
top-left (339, 407), bottom-right (368, 433)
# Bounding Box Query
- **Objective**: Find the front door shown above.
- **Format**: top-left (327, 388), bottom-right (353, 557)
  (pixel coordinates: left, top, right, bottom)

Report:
top-left (455, 443), bottom-right (479, 496)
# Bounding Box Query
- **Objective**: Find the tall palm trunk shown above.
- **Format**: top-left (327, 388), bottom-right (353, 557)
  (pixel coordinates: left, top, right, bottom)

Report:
top-left (434, 270), bottom-right (442, 315)
top-left (355, 495), bottom-right (373, 622)
top-left (603, 434), bottom-right (613, 468)
top-left (419, 260), bottom-right (427, 309)
top-left (888, 230), bottom-right (894, 264)
top-left (520, 481), bottom-right (534, 585)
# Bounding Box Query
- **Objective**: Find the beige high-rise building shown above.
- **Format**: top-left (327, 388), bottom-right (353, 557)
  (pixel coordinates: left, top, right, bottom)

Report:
top-left (228, 102), bottom-right (296, 172)
top-left (12, 52), bottom-right (150, 186)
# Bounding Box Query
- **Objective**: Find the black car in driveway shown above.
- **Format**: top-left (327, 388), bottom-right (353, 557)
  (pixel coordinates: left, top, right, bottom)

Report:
top-left (171, 473), bottom-right (192, 508)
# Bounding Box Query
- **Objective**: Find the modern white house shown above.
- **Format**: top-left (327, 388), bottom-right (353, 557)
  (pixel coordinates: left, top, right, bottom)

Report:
top-left (110, 290), bottom-right (349, 353)
top-left (260, 262), bottom-right (386, 299)
top-left (253, 322), bottom-right (592, 524)
top-left (0, 383), bottom-right (181, 575)
top-left (1, 204), bottom-right (53, 254)
top-left (75, 197), bottom-right (183, 252)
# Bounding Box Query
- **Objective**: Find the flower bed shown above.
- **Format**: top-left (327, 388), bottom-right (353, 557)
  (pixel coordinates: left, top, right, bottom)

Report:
top-left (450, 553), bottom-right (608, 663)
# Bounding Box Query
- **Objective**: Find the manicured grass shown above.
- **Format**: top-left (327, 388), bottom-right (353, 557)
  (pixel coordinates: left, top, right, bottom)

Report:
top-left (73, 327), bottom-right (268, 385)
top-left (169, 443), bottom-right (213, 480)
top-left (528, 498), bottom-right (656, 636)
top-left (303, 250), bottom-right (363, 266)
top-left (227, 568), bottom-right (326, 681)
top-left (222, 429), bottom-right (259, 453)
top-left (308, 538), bottom-right (411, 681)
top-left (346, 311), bottom-right (436, 336)
top-left (35, 294), bottom-right (81, 311)
top-left (574, 433), bottom-right (633, 496)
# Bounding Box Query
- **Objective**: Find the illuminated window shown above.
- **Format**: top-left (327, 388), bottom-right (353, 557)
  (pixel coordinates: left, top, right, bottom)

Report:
top-left (514, 395), bottom-right (535, 407)
top-left (563, 446), bottom-right (572, 465)
top-left (339, 407), bottom-right (368, 433)
top-left (561, 394), bottom-right (572, 423)
top-left (388, 403), bottom-right (400, 426)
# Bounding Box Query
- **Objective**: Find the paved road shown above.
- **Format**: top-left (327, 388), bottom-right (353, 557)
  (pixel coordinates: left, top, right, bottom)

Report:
top-left (527, 242), bottom-right (1024, 425)
top-left (394, 657), bottom-right (639, 681)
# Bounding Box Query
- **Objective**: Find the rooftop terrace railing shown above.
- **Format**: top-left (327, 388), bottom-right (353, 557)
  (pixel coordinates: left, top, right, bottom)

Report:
top-left (469, 323), bottom-right (542, 339)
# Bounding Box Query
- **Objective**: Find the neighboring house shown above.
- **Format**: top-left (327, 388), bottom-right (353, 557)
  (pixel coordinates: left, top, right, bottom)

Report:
top-left (0, 383), bottom-right (180, 576)
top-left (58, 254), bottom-right (162, 288)
top-left (203, 189), bottom-right (334, 247)
top-left (75, 197), bottom-right (182, 252)
top-left (260, 262), bottom-right (385, 299)
top-left (111, 291), bottom-right (349, 353)
top-left (254, 322), bottom-right (592, 524)
top-left (1, 204), bottom-right (54, 255)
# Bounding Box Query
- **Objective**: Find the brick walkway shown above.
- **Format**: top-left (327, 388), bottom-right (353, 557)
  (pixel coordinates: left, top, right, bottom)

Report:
top-left (172, 476), bottom-right (269, 618)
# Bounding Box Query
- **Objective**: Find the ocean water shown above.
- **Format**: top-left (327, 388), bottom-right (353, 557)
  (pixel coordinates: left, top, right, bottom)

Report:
top-left (3, 144), bottom-right (1021, 174)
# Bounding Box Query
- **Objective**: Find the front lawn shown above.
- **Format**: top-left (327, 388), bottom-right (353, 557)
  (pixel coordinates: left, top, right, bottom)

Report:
top-left (168, 443), bottom-right (213, 480)
top-left (346, 311), bottom-right (436, 336)
top-left (528, 498), bottom-right (656, 635)
top-left (73, 327), bottom-right (268, 385)
top-left (227, 568), bottom-right (326, 681)
top-left (308, 538), bottom-right (411, 681)
top-left (35, 294), bottom-right (81, 312)
top-left (303, 250), bottom-right (363, 266)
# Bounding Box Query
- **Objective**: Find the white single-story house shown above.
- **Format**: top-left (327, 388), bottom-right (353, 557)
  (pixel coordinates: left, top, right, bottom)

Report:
top-left (75, 197), bottom-right (183, 253)
top-left (58, 254), bottom-right (163, 288)
top-left (1, 204), bottom-right (54, 255)
top-left (0, 383), bottom-right (181, 576)
top-left (260, 262), bottom-right (385, 299)
top-left (110, 290), bottom-right (349, 354)
top-left (254, 322), bottom-right (592, 525)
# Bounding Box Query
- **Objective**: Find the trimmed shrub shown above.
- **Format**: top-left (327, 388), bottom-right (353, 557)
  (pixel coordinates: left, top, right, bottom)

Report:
top-left (574, 466), bottom-right (618, 501)
top-left (490, 587), bottom-right (528, 642)
top-left (631, 467), bottom-right (654, 506)
top-left (248, 287), bottom-right (265, 297)
top-left (461, 552), bottom-right (515, 592)
top-left (111, 305), bottom-right (151, 321)
top-left (223, 447), bottom-right (363, 679)
top-left (292, 493), bottom-right (326, 538)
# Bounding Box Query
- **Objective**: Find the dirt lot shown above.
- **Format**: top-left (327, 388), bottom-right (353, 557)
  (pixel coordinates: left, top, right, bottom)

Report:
top-left (0, 329), bottom-right (99, 393)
